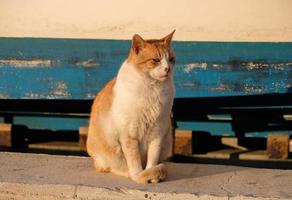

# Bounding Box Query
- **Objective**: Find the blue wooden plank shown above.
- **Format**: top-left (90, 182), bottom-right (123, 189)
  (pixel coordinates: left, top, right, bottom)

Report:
top-left (0, 38), bottom-right (291, 99)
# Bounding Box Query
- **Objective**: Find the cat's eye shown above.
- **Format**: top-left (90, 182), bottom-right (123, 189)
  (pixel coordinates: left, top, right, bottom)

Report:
top-left (152, 58), bottom-right (160, 63)
top-left (169, 57), bottom-right (175, 63)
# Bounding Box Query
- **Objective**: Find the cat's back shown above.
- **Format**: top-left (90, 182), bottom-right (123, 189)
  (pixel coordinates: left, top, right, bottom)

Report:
top-left (90, 78), bottom-right (116, 119)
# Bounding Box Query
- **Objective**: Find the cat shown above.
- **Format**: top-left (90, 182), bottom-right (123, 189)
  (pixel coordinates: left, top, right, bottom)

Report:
top-left (87, 31), bottom-right (176, 184)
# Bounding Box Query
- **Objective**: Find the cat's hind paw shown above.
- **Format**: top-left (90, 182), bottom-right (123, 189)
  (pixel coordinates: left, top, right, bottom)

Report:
top-left (131, 163), bottom-right (168, 184)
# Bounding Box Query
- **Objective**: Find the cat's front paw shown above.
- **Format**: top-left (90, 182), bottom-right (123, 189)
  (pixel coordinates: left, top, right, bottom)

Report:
top-left (131, 163), bottom-right (168, 184)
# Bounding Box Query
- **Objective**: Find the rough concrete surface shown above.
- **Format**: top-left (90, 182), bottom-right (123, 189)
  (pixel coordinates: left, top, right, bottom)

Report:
top-left (0, 152), bottom-right (291, 200)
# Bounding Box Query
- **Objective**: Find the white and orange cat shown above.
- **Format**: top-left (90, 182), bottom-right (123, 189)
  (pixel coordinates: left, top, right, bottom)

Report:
top-left (87, 31), bottom-right (176, 184)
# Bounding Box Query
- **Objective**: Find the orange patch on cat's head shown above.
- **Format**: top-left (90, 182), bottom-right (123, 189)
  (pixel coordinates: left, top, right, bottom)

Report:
top-left (127, 31), bottom-right (176, 81)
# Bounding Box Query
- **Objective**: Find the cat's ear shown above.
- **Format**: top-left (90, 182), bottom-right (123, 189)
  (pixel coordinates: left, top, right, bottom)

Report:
top-left (131, 34), bottom-right (146, 55)
top-left (161, 30), bottom-right (175, 46)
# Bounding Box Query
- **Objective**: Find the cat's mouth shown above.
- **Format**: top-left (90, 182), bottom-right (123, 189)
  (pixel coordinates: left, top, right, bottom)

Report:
top-left (149, 70), bottom-right (171, 81)
top-left (160, 70), bottom-right (172, 78)
top-left (157, 73), bottom-right (170, 81)
top-left (160, 74), bottom-right (169, 78)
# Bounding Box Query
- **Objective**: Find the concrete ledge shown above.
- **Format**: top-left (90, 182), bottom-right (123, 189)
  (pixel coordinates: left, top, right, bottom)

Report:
top-left (0, 152), bottom-right (292, 200)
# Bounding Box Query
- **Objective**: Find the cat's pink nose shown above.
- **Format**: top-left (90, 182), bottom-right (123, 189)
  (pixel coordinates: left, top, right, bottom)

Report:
top-left (164, 67), bottom-right (170, 73)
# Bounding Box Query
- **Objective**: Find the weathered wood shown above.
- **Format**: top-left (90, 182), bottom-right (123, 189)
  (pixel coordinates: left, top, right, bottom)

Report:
top-left (79, 127), bottom-right (88, 152)
top-left (267, 134), bottom-right (289, 159)
top-left (221, 137), bottom-right (248, 151)
top-left (1, 38), bottom-right (292, 99)
top-left (193, 149), bottom-right (244, 159)
top-left (240, 150), bottom-right (292, 162)
top-left (29, 141), bottom-right (81, 151)
top-left (0, 99), bottom-right (92, 114)
top-left (0, 123), bottom-right (12, 147)
top-left (0, 96), bottom-right (290, 160)
top-left (240, 150), bottom-right (270, 160)
top-left (284, 115), bottom-right (292, 121)
top-left (174, 130), bottom-right (193, 155)
top-left (0, 93), bottom-right (291, 137)
top-left (0, 40), bottom-right (291, 105)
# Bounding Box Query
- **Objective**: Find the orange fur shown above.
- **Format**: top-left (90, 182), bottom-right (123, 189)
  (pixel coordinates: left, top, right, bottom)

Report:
top-left (87, 78), bottom-right (124, 173)
top-left (127, 33), bottom-right (176, 74)
top-left (87, 79), bottom-right (117, 157)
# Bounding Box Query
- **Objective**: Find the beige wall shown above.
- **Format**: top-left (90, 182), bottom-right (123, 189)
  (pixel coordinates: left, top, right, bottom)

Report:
top-left (0, 0), bottom-right (292, 41)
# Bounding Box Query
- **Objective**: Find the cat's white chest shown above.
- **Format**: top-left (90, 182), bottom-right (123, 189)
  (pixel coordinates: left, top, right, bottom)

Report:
top-left (111, 62), bottom-right (174, 136)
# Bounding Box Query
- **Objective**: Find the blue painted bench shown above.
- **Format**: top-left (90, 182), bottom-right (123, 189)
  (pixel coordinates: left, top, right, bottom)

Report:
top-left (0, 38), bottom-right (292, 158)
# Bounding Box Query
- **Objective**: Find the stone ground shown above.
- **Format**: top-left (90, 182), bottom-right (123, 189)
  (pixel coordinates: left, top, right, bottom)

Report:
top-left (0, 152), bottom-right (292, 200)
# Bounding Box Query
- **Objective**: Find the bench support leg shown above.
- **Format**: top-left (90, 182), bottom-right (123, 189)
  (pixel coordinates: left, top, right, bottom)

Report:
top-left (79, 127), bottom-right (88, 152)
top-left (0, 123), bottom-right (12, 147)
top-left (267, 134), bottom-right (289, 159)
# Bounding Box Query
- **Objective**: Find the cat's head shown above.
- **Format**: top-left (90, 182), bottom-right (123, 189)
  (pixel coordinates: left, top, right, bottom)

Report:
top-left (127, 31), bottom-right (176, 81)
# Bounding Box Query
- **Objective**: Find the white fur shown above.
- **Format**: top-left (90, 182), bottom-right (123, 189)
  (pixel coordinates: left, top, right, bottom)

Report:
top-left (105, 59), bottom-right (174, 173)
top-left (113, 60), bottom-right (174, 131)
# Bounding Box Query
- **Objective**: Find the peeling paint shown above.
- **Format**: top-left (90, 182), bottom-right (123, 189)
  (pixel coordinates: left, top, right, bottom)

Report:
top-left (48, 82), bottom-right (70, 97)
top-left (184, 61), bottom-right (292, 72)
top-left (0, 38), bottom-right (291, 99)
top-left (242, 62), bottom-right (269, 70)
top-left (271, 62), bottom-right (292, 68)
top-left (0, 93), bottom-right (9, 99)
top-left (211, 84), bottom-right (234, 92)
top-left (0, 38), bottom-right (291, 136)
top-left (182, 82), bottom-right (200, 88)
top-left (74, 59), bottom-right (99, 68)
top-left (212, 64), bottom-right (224, 68)
top-left (0, 59), bottom-right (57, 68)
top-left (86, 93), bottom-right (96, 99)
top-left (210, 84), bottom-right (266, 93)
top-left (242, 85), bottom-right (265, 93)
top-left (242, 62), bottom-right (292, 70)
top-left (184, 63), bottom-right (208, 72)
top-left (24, 93), bottom-right (45, 99)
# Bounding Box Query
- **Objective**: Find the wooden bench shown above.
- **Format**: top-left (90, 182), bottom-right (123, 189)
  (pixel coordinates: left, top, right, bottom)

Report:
top-left (0, 99), bottom-right (91, 151)
top-left (173, 93), bottom-right (292, 159)
top-left (0, 93), bottom-right (292, 159)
